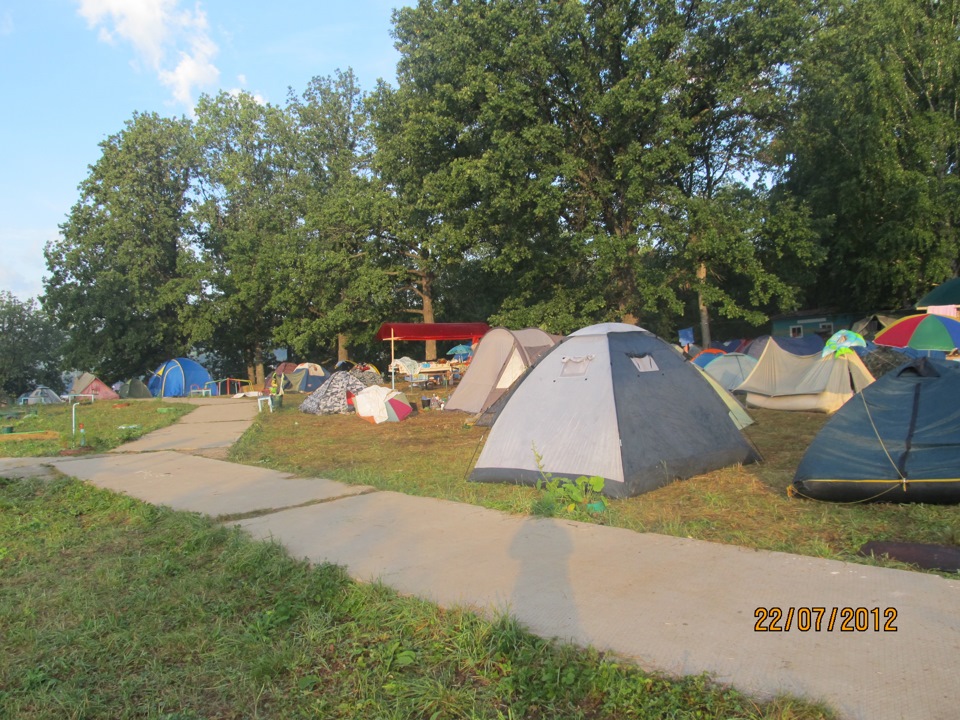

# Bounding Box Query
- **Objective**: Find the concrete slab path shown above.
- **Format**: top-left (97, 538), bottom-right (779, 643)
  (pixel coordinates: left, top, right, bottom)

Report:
top-left (109, 397), bottom-right (259, 454)
top-left (234, 491), bottom-right (960, 720)
top-left (3, 397), bottom-right (959, 720)
top-left (51, 450), bottom-right (374, 517)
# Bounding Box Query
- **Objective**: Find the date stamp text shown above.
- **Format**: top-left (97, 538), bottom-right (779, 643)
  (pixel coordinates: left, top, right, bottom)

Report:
top-left (754, 606), bottom-right (898, 632)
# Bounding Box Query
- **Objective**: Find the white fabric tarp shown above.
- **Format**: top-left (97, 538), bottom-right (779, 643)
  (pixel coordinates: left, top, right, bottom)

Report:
top-left (354, 385), bottom-right (394, 424)
top-left (736, 341), bottom-right (875, 413)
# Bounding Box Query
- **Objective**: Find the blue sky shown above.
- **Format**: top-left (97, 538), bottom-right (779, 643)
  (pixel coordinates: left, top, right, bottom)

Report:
top-left (0, 0), bottom-right (411, 302)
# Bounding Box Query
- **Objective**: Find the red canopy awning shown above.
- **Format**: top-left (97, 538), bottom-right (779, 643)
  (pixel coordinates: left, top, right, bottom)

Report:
top-left (376, 322), bottom-right (490, 342)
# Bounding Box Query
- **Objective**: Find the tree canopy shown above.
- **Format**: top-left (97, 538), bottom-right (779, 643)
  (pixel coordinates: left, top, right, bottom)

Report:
top-left (784, 0), bottom-right (960, 309)
top-left (43, 112), bottom-right (197, 381)
top-left (34, 0), bottom-right (960, 380)
top-left (0, 292), bottom-right (63, 397)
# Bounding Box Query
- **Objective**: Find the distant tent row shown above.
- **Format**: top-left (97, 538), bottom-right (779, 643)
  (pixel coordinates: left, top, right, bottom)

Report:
top-left (743, 334), bottom-right (826, 359)
top-left (265, 362), bottom-right (330, 394)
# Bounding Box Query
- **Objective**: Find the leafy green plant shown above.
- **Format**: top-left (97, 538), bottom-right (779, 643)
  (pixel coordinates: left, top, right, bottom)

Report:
top-left (535, 473), bottom-right (607, 516)
top-left (532, 446), bottom-right (607, 517)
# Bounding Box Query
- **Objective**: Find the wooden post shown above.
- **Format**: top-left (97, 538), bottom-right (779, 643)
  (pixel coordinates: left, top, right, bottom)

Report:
top-left (390, 330), bottom-right (397, 389)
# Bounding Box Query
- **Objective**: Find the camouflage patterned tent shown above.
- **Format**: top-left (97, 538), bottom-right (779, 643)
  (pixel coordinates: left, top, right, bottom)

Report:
top-left (299, 371), bottom-right (366, 415)
top-left (350, 367), bottom-right (382, 387)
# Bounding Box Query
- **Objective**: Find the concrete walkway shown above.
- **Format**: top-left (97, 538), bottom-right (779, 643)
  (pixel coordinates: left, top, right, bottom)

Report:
top-left (3, 398), bottom-right (959, 720)
top-left (109, 396), bottom-right (258, 457)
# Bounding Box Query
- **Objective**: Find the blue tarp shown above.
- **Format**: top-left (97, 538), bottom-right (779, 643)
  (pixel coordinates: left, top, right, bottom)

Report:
top-left (711, 339), bottom-right (745, 353)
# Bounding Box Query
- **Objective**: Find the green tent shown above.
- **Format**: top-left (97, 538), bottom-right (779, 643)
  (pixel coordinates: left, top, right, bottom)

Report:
top-left (119, 378), bottom-right (152, 399)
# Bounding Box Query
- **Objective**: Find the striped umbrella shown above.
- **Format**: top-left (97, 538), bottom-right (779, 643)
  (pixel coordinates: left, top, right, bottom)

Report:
top-left (874, 314), bottom-right (960, 351)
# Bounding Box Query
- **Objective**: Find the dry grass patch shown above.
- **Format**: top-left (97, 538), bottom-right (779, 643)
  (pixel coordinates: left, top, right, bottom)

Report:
top-left (232, 391), bottom-right (536, 513)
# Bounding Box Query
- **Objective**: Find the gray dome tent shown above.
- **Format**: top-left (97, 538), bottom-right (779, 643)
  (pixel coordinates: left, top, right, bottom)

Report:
top-left (17, 386), bottom-right (63, 405)
top-left (470, 323), bottom-right (760, 498)
top-left (703, 352), bottom-right (757, 392)
top-left (445, 327), bottom-right (559, 415)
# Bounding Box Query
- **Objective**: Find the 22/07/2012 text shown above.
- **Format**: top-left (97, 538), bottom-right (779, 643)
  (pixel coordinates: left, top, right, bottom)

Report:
top-left (754, 606), bottom-right (898, 632)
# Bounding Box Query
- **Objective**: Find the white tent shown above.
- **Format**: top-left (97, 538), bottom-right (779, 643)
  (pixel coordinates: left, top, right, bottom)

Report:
top-left (736, 341), bottom-right (875, 413)
top-left (445, 327), bottom-right (559, 415)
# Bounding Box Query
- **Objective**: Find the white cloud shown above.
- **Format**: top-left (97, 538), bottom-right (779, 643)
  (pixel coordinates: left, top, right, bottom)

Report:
top-left (76, 0), bottom-right (220, 108)
top-left (159, 32), bottom-right (219, 105)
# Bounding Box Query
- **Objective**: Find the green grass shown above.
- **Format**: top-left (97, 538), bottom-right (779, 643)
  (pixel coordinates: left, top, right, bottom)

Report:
top-left (232, 395), bottom-right (960, 574)
top-left (0, 473), bottom-right (832, 719)
top-left (0, 399), bottom-right (194, 457)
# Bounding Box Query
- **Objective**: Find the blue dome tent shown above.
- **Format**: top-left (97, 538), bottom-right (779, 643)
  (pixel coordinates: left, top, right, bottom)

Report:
top-left (792, 359), bottom-right (960, 503)
top-left (148, 358), bottom-right (218, 398)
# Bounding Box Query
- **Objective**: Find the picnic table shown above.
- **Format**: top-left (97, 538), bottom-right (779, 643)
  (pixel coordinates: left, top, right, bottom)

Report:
top-left (417, 362), bottom-right (454, 387)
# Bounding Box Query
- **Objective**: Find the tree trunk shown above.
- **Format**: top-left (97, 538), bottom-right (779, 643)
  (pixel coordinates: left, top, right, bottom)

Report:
top-left (337, 333), bottom-right (350, 363)
top-left (422, 278), bottom-right (437, 361)
top-left (246, 362), bottom-right (256, 386)
top-left (697, 262), bottom-right (711, 348)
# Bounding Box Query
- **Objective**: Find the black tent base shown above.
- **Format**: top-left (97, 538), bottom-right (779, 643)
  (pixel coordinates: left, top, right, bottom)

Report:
top-left (791, 479), bottom-right (960, 505)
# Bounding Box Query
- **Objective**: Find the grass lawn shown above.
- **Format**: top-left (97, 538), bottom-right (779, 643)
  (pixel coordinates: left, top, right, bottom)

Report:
top-left (231, 390), bottom-right (960, 574)
top-left (0, 473), bottom-right (832, 719)
top-left (3, 386), bottom-right (951, 719)
top-left (0, 399), bottom-right (194, 457)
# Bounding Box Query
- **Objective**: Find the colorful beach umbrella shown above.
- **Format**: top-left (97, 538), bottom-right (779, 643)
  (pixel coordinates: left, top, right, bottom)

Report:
top-left (384, 392), bottom-right (413, 422)
top-left (822, 329), bottom-right (867, 357)
top-left (874, 314), bottom-right (960, 351)
top-left (447, 343), bottom-right (474, 361)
